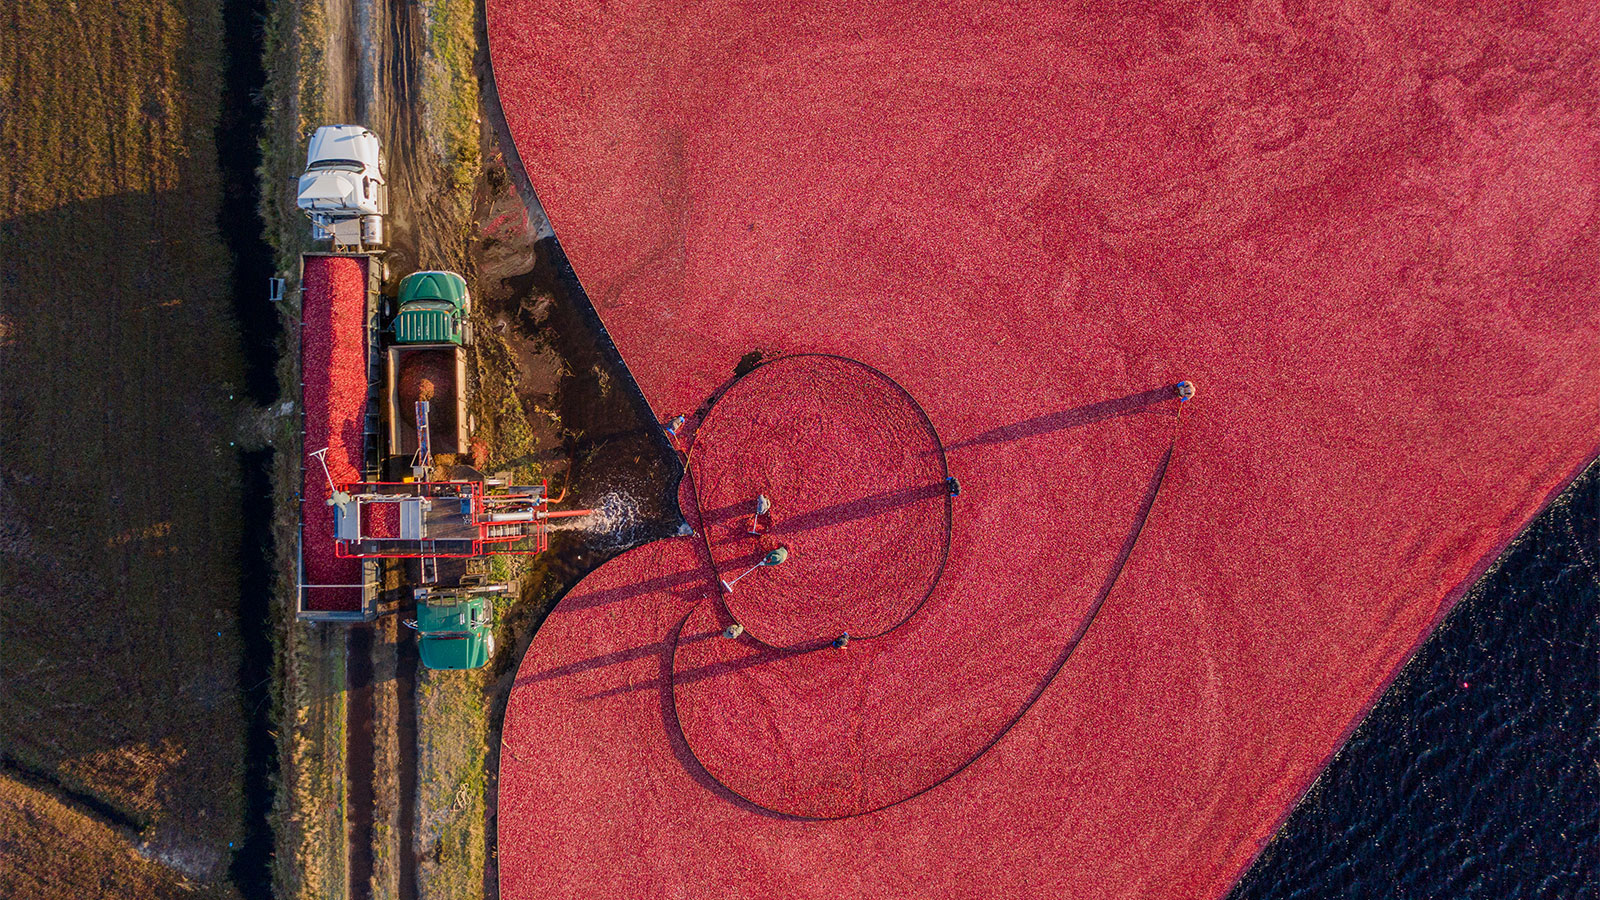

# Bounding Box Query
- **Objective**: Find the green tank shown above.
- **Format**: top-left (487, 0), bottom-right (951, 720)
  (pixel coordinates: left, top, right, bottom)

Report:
top-left (393, 270), bottom-right (471, 345)
top-left (413, 593), bottom-right (494, 670)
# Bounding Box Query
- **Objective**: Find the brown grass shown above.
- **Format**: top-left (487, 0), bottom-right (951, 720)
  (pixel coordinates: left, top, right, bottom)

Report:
top-left (419, 0), bottom-right (483, 221)
top-left (367, 568), bottom-right (405, 900)
top-left (258, 0), bottom-right (327, 274)
top-left (0, 0), bottom-right (247, 891)
top-left (270, 620), bottom-right (350, 900)
top-left (0, 776), bottom-right (232, 900)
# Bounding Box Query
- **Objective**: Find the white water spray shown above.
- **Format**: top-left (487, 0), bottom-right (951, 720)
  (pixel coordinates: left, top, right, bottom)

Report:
top-left (546, 491), bottom-right (640, 540)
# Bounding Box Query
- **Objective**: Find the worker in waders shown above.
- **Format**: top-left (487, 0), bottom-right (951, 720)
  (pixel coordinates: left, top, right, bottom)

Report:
top-left (749, 493), bottom-right (772, 535)
top-left (720, 546), bottom-right (787, 593)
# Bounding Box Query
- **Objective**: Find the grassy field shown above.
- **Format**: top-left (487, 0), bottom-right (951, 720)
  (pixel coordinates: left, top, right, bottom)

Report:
top-left (270, 620), bottom-right (349, 900)
top-left (0, 0), bottom-right (250, 894)
top-left (367, 605), bottom-right (404, 900)
top-left (0, 776), bottom-right (233, 900)
top-left (414, 665), bottom-right (491, 900)
top-left (259, 0), bottom-right (326, 272)
top-left (419, 0), bottom-right (483, 228)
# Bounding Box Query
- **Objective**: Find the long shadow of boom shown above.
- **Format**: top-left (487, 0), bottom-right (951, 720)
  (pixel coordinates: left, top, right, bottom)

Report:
top-left (556, 566), bottom-right (714, 612)
top-left (944, 385), bottom-right (1176, 451)
top-left (768, 483), bottom-right (947, 535)
top-left (699, 483), bottom-right (946, 541)
top-left (583, 634), bottom-right (833, 701)
top-left (651, 431), bottom-right (1183, 821)
top-left (512, 628), bottom-right (721, 686)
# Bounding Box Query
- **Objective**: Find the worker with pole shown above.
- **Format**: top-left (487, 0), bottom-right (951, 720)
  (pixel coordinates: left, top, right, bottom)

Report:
top-left (721, 546), bottom-right (788, 593)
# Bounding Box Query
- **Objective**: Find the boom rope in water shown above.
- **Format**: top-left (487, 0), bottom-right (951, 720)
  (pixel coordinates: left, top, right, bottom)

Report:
top-left (667, 362), bottom-right (1194, 819)
top-left (679, 353), bottom-right (954, 649)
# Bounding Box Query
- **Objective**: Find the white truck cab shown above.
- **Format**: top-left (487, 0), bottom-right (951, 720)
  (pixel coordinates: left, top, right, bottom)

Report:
top-left (297, 125), bottom-right (386, 249)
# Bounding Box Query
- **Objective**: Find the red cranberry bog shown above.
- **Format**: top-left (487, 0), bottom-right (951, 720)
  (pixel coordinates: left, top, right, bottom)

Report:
top-left (487, 4), bottom-right (1600, 897)
top-left (298, 254), bottom-right (379, 617)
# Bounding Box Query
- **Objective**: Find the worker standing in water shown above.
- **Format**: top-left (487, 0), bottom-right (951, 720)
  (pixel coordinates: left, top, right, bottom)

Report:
top-left (749, 494), bottom-right (772, 534)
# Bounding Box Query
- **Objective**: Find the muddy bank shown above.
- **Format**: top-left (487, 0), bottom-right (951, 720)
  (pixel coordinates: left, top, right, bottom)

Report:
top-left (471, 160), bottom-right (682, 592)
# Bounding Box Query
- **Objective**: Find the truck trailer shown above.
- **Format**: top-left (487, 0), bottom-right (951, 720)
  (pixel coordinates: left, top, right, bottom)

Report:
top-left (386, 269), bottom-right (472, 459)
top-left (292, 146), bottom-right (581, 664)
top-left (297, 252), bottom-right (381, 621)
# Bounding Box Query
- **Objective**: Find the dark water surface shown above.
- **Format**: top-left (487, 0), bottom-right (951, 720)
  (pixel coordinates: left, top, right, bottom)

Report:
top-left (1231, 465), bottom-right (1599, 900)
top-left (231, 449), bottom-right (277, 900)
top-left (218, 0), bottom-right (279, 405)
top-left (217, 0), bottom-right (277, 894)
